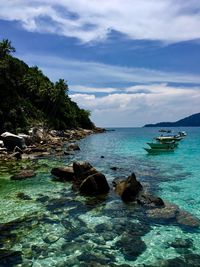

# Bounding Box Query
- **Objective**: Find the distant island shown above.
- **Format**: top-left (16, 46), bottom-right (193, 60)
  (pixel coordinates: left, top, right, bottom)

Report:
top-left (144, 112), bottom-right (200, 127)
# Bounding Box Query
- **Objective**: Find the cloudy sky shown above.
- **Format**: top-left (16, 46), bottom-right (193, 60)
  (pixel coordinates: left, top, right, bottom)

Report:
top-left (1, 0), bottom-right (200, 127)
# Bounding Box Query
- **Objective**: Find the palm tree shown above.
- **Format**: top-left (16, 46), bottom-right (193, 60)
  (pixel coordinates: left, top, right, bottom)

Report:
top-left (0, 39), bottom-right (16, 58)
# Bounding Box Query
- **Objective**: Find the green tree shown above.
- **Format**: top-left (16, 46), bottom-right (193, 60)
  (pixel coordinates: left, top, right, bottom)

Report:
top-left (0, 39), bottom-right (16, 58)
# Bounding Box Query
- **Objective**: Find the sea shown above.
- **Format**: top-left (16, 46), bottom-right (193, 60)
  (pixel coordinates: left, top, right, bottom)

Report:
top-left (0, 127), bottom-right (200, 267)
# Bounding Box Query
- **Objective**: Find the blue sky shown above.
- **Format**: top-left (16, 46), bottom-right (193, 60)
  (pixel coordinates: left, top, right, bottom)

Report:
top-left (1, 0), bottom-right (200, 127)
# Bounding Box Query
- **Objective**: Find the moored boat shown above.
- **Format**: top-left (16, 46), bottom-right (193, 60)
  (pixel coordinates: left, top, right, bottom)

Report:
top-left (178, 131), bottom-right (187, 137)
top-left (159, 129), bottom-right (172, 133)
top-left (147, 141), bottom-right (178, 149)
top-left (144, 147), bottom-right (175, 153)
top-left (155, 135), bottom-right (183, 142)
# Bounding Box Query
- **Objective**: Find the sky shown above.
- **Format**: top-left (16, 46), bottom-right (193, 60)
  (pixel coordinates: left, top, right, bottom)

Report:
top-left (1, 0), bottom-right (200, 127)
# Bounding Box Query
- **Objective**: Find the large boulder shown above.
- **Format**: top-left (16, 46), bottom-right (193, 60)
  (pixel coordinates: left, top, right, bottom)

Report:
top-left (73, 161), bottom-right (98, 183)
top-left (0, 132), bottom-right (26, 151)
top-left (79, 172), bottom-right (110, 195)
top-left (72, 161), bottom-right (110, 195)
top-left (113, 173), bottom-right (143, 201)
top-left (51, 167), bottom-right (74, 181)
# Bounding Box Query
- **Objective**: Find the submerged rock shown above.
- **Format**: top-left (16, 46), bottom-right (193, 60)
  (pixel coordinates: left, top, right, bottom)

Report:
top-left (16, 192), bottom-right (32, 200)
top-left (0, 249), bottom-right (22, 266)
top-left (137, 193), bottom-right (164, 207)
top-left (146, 202), bottom-right (200, 227)
top-left (146, 202), bottom-right (178, 220)
top-left (176, 209), bottom-right (200, 228)
top-left (10, 170), bottom-right (36, 180)
top-left (116, 232), bottom-right (147, 261)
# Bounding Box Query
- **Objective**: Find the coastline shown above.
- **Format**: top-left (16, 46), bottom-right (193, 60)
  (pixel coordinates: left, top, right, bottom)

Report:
top-left (0, 127), bottom-right (106, 161)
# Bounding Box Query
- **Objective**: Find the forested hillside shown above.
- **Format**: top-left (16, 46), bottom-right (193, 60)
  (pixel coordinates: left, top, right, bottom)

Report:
top-left (0, 39), bottom-right (94, 134)
top-left (144, 112), bottom-right (200, 127)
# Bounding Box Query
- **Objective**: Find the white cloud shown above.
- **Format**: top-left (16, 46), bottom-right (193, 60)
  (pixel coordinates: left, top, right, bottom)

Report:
top-left (1, 0), bottom-right (200, 43)
top-left (18, 53), bottom-right (200, 86)
top-left (71, 85), bottom-right (117, 93)
top-left (70, 84), bottom-right (200, 127)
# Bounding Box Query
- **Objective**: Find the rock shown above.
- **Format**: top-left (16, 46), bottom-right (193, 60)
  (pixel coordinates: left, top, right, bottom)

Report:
top-left (72, 161), bottom-right (110, 196)
top-left (113, 173), bottom-right (143, 201)
top-left (66, 143), bottom-right (80, 151)
top-left (9, 151), bottom-right (22, 160)
top-left (36, 195), bottom-right (50, 203)
top-left (137, 193), bottom-right (164, 207)
top-left (169, 238), bottom-right (193, 249)
top-left (116, 232), bottom-right (147, 261)
top-left (79, 172), bottom-right (110, 195)
top-left (146, 201), bottom-right (200, 227)
top-left (10, 170), bottom-right (36, 180)
top-left (63, 151), bottom-right (74, 155)
top-left (0, 132), bottom-right (26, 150)
top-left (101, 156), bottom-right (105, 158)
top-left (155, 253), bottom-right (200, 267)
top-left (176, 210), bottom-right (200, 227)
top-left (16, 192), bottom-right (32, 200)
top-left (146, 202), bottom-right (178, 220)
top-left (28, 147), bottom-right (48, 153)
top-left (110, 166), bottom-right (118, 171)
top-left (73, 161), bottom-right (98, 183)
top-left (18, 133), bottom-right (32, 146)
top-left (51, 166), bottom-right (74, 181)
top-left (29, 127), bottom-right (44, 143)
top-left (0, 249), bottom-right (22, 266)
top-left (43, 233), bottom-right (61, 244)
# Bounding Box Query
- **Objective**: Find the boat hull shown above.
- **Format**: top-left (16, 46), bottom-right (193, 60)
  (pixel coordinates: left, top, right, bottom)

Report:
top-left (144, 147), bottom-right (175, 153)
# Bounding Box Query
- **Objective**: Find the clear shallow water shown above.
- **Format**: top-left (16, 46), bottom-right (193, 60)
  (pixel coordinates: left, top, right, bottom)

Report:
top-left (0, 127), bottom-right (200, 266)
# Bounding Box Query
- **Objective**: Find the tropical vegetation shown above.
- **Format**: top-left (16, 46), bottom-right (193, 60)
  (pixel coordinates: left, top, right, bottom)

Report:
top-left (0, 39), bottom-right (94, 133)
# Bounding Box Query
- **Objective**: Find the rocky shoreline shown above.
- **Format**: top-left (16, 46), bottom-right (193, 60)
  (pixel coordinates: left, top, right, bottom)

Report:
top-left (0, 127), bottom-right (105, 161)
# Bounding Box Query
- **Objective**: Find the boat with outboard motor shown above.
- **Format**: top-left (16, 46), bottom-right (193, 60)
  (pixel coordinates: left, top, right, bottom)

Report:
top-left (155, 135), bottom-right (183, 142)
top-left (147, 141), bottom-right (178, 149)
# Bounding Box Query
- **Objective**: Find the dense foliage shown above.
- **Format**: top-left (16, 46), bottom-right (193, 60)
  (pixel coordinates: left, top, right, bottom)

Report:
top-left (0, 39), bottom-right (94, 133)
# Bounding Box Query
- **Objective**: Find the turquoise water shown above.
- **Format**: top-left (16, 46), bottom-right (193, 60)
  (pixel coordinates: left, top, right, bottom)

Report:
top-left (1, 127), bottom-right (200, 266)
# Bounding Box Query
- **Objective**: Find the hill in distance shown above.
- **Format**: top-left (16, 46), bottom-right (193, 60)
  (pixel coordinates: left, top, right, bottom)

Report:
top-left (144, 113), bottom-right (200, 127)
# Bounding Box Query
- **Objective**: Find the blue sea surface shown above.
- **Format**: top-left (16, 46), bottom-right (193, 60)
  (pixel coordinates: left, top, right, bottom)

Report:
top-left (0, 127), bottom-right (200, 266)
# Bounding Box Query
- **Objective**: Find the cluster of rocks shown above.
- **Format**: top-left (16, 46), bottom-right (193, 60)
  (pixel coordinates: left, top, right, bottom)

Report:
top-left (51, 161), bottom-right (200, 228)
top-left (0, 127), bottom-right (105, 161)
top-left (51, 161), bottom-right (110, 196)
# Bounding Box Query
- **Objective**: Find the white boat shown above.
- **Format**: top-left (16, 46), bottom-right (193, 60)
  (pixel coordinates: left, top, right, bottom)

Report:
top-left (155, 135), bottom-right (183, 142)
